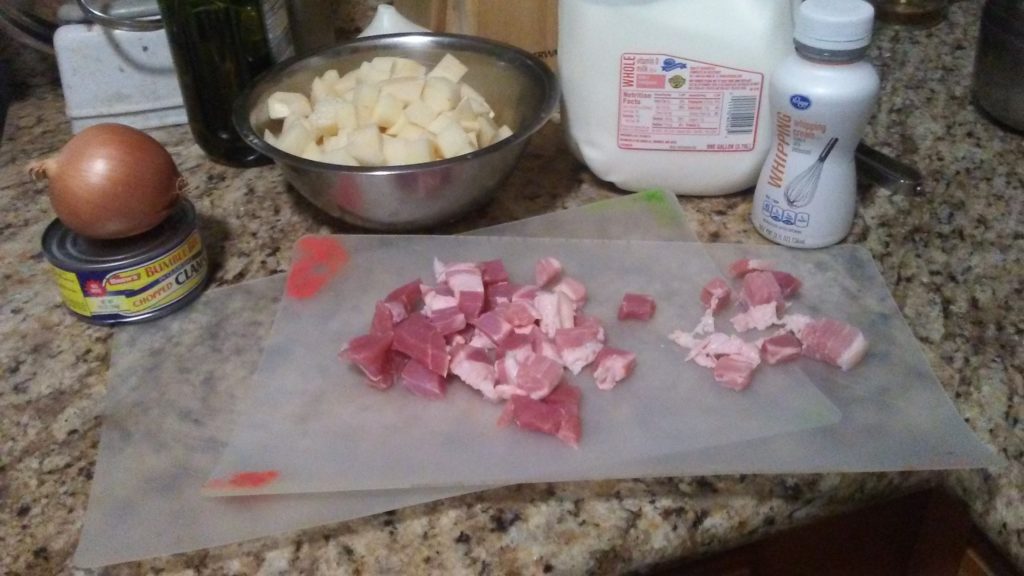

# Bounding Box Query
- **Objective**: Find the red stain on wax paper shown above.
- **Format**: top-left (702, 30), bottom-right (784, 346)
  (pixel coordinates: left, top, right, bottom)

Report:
top-left (205, 470), bottom-right (280, 490)
top-left (285, 236), bottom-right (350, 300)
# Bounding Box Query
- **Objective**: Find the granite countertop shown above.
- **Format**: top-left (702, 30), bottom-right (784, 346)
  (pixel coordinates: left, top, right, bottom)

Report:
top-left (1, 1), bottom-right (1021, 574)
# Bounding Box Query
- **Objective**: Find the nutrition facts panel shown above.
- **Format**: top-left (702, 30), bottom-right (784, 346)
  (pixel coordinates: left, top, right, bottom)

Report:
top-left (618, 53), bottom-right (763, 152)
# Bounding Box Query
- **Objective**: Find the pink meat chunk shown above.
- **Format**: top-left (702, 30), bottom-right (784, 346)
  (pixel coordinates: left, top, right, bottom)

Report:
top-left (480, 259), bottom-right (509, 285)
top-left (554, 326), bottom-right (604, 374)
top-left (552, 277), bottom-right (587, 307)
top-left (499, 300), bottom-right (540, 327)
top-left (742, 270), bottom-right (784, 310)
top-left (450, 345), bottom-right (498, 400)
top-left (433, 259), bottom-right (478, 283)
top-left (618, 292), bottom-right (656, 321)
top-left (485, 282), bottom-right (519, 309)
top-left (799, 317), bottom-right (869, 371)
top-left (511, 284), bottom-right (540, 303)
top-left (392, 314), bottom-right (449, 377)
top-left (343, 332), bottom-right (394, 388)
top-left (427, 306), bottom-right (467, 336)
top-left (700, 277), bottom-right (732, 314)
top-left (761, 333), bottom-right (803, 365)
top-left (534, 257), bottom-right (563, 287)
top-left (445, 267), bottom-right (485, 320)
top-left (730, 302), bottom-right (782, 333)
top-left (527, 326), bottom-right (563, 364)
top-left (371, 301), bottom-right (397, 335)
top-left (399, 358), bottom-right (446, 399)
top-left (534, 291), bottom-right (576, 337)
top-left (592, 347), bottom-right (636, 391)
top-left (497, 382), bottom-right (582, 447)
top-left (728, 258), bottom-right (775, 278)
top-left (385, 279), bottom-right (422, 314)
top-left (771, 271), bottom-right (802, 298)
top-left (422, 284), bottom-right (459, 315)
top-left (512, 353), bottom-right (564, 399)
top-left (713, 355), bottom-right (758, 391)
top-left (574, 314), bottom-right (606, 342)
top-left (472, 310), bottom-right (514, 346)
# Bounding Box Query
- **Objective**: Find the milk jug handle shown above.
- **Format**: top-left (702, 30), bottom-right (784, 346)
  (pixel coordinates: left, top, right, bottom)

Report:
top-left (791, 0), bottom-right (804, 23)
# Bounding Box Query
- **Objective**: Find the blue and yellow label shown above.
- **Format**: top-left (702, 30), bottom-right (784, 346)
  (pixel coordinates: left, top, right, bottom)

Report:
top-left (51, 231), bottom-right (207, 322)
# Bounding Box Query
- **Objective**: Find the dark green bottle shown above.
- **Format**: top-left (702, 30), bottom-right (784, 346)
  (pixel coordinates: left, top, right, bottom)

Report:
top-left (158, 0), bottom-right (274, 167)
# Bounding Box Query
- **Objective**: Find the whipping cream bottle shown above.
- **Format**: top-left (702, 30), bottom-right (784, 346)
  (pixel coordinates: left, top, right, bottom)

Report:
top-left (559, 0), bottom-right (798, 196)
top-left (752, 0), bottom-right (880, 248)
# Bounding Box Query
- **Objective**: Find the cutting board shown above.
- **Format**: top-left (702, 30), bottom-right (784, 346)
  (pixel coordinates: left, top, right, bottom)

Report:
top-left (205, 235), bottom-right (841, 496)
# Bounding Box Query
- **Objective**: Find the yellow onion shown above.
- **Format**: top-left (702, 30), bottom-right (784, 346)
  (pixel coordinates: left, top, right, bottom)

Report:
top-left (29, 123), bottom-right (185, 239)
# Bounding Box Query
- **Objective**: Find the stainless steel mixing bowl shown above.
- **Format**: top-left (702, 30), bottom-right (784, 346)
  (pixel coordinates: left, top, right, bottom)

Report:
top-left (235, 33), bottom-right (560, 230)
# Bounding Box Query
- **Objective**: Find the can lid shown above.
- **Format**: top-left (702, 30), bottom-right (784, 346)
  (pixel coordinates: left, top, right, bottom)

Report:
top-left (795, 0), bottom-right (875, 52)
top-left (42, 198), bottom-right (198, 271)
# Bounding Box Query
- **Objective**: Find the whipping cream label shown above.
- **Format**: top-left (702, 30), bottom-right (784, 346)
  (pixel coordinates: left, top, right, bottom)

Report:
top-left (618, 53), bottom-right (764, 152)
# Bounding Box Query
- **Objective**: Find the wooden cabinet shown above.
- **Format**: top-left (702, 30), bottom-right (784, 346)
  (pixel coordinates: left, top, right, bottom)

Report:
top-left (653, 490), bottom-right (1020, 576)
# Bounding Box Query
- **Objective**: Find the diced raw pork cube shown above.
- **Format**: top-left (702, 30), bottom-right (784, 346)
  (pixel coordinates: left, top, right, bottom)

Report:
top-left (574, 314), bottom-right (606, 342)
top-left (511, 284), bottom-right (540, 303)
top-left (525, 326), bottom-right (562, 364)
top-left (392, 314), bottom-right (449, 377)
top-left (534, 291), bottom-right (575, 337)
top-left (592, 347), bottom-right (636, 390)
top-left (554, 326), bottom-right (604, 374)
top-left (450, 345), bottom-right (498, 400)
top-left (728, 258), bottom-right (775, 277)
top-left (472, 310), bottom-right (514, 346)
top-left (385, 279), bottom-right (422, 313)
top-left (427, 306), bottom-right (467, 336)
top-left (799, 317), bottom-right (869, 371)
top-left (552, 277), bottom-right (587, 307)
top-left (479, 259), bottom-right (509, 285)
top-left (433, 259), bottom-right (478, 283)
top-left (700, 277), bottom-right (732, 314)
top-left (342, 332), bottom-right (394, 388)
top-left (618, 292), bottom-right (656, 321)
top-left (742, 270), bottom-right (784, 310)
top-left (534, 257), bottom-right (563, 287)
top-left (485, 282), bottom-right (519, 309)
top-left (371, 301), bottom-right (398, 335)
top-left (771, 271), bottom-right (802, 298)
top-left (730, 302), bottom-right (781, 333)
top-left (445, 267), bottom-right (485, 320)
top-left (761, 333), bottom-right (803, 364)
top-left (497, 382), bottom-right (582, 447)
top-left (512, 353), bottom-right (564, 399)
top-left (399, 358), bottom-right (446, 399)
top-left (713, 355), bottom-right (758, 391)
top-left (499, 300), bottom-right (540, 327)
top-left (422, 284), bottom-right (459, 315)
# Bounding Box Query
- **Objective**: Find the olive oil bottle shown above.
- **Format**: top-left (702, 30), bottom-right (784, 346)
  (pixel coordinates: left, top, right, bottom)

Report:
top-left (159, 0), bottom-right (274, 166)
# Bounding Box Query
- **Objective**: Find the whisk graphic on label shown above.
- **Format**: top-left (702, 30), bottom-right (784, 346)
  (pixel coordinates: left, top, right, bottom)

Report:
top-left (784, 137), bottom-right (839, 208)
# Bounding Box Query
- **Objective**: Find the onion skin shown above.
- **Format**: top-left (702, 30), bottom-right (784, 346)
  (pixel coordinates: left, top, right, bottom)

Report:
top-left (29, 123), bottom-right (185, 239)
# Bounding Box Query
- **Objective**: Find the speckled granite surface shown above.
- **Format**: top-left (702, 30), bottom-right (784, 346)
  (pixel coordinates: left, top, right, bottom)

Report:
top-left (1, 1), bottom-right (1020, 574)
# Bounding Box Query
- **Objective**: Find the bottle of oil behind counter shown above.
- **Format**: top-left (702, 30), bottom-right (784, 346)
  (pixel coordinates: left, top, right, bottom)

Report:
top-left (752, 0), bottom-right (880, 248)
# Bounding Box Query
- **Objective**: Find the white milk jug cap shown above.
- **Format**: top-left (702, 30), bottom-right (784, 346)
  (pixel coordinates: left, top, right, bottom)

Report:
top-left (795, 0), bottom-right (875, 51)
top-left (359, 4), bottom-right (430, 37)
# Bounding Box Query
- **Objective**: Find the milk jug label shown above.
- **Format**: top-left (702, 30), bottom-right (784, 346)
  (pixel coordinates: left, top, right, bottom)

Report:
top-left (618, 53), bottom-right (764, 152)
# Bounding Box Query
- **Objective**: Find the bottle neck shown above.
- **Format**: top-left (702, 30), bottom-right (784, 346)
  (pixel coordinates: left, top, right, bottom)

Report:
top-left (794, 40), bottom-right (868, 63)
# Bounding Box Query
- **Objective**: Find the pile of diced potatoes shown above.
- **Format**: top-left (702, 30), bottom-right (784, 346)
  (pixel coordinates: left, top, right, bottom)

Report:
top-left (263, 53), bottom-right (513, 166)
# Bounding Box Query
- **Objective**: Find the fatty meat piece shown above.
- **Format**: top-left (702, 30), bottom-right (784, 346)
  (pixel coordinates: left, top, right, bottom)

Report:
top-left (392, 314), bottom-right (449, 377)
top-left (700, 277), bottom-right (732, 314)
top-left (497, 381), bottom-right (582, 447)
top-left (399, 357), bottom-right (447, 399)
top-left (527, 326), bottom-right (563, 364)
top-left (426, 306), bottom-right (467, 336)
top-left (479, 259), bottom-right (509, 285)
top-left (552, 277), bottom-right (587, 307)
top-left (592, 347), bottom-right (636, 391)
top-left (741, 270), bottom-right (784, 310)
top-left (618, 292), bottom-right (656, 321)
top-left (421, 284), bottom-right (459, 315)
top-left (761, 333), bottom-right (803, 365)
top-left (343, 332), bottom-right (394, 389)
top-left (728, 258), bottom-right (775, 278)
top-left (444, 266), bottom-right (485, 320)
top-left (511, 284), bottom-right (540, 303)
top-left (534, 257), bottom-right (563, 287)
top-left (674, 332), bottom-right (761, 369)
top-left (574, 314), bottom-right (606, 342)
top-left (385, 279), bottom-right (422, 314)
top-left (472, 310), bottom-right (514, 346)
top-left (771, 271), bottom-right (802, 298)
top-left (450, 345), bottom-right (498, 400)
top-left (534, 291), bottom-right (576, 337)
top-left (485, 282), bottom-right (519, 308)
top-left (512, 353), bottom-right (564, 399)
top-left (499, 300), bottom-right (540, 327)
top-left (730, 302), bottom-right (782, 333)
top-left (432, 259), bottom-right (478, 284)
top-left (554, 326), bottom-right (604, 375)
top-left (799, 317), bottom-right (869, 371)
top-left (713, 356), bottom-right (758, 391)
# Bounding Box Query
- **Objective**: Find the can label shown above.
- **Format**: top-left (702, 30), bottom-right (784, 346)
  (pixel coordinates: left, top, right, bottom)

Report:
top-left (50, 231), bottom-right (207, 321)
top-left (618, 53), bottom-right (763, 152)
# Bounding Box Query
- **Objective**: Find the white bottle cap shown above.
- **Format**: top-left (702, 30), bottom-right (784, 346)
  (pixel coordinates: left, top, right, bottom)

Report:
top-left (795, 0), bottom-right (875, 52)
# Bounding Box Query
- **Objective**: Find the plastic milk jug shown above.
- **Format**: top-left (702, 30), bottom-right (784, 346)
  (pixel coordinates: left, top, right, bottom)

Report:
top-left (559, 0), bottom-right (798, 196)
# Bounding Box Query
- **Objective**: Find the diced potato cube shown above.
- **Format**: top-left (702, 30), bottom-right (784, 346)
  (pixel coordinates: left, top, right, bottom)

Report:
top-left (323, 132), bottom-right (350, 151)
top-left (427, 111), bottom-right (458, 135)
top-left (281, 114), bottom-right (312, 133)
top-left (321, 69), bottom-right (340, 85)
top-left (321, 147), bottom-right (360, 166)
top-left (422, 77), bottom-right (459, 113)
top-left (404, 99), bottom-right (439, 128)
top-left (428, 53), bottom-right (468, 83)
top-left (334, 69), bottom-right (359, 96)
top-left (385, 113), bottom-right (409, 136)
top-left (392, 58), bottom-right (427, 79)
top-left (262, 128), bottom-right (277, 146)
top-left (460, 119), bottom-right (480, 133)
top-left (371, 56), bottom-right (397, 77)
top-left (400, 137), bottom-right (434, 165)
top-left (435, 123), bottom-right (475, 158)
top-left (311, 77), bottom-right (330, 107)
top-left (495, 125), bottom-right (514, 142)
top-left (308, 105), bottom-right (339, 138)
top-left (300, 142), bottom-right (323, 161)
top-left (358, 61), bottom-right (390, 86)
top-left (466, 130), bottom-right (478, 149)
top-left (267, 91), bottom-right (311, 119)
top-left (476, 114), bottom-right (498, 147)
top-left (353, 82), bottom-right (381, 125)
top-left (379, 77), bottom-right (425, 105)
top-left (372, 92), bottom-right (405, 129)
top-left (397, 123), bottom-right (428, 141)
top-left (345, 125), bottom-right (385, 166)
top-left (460, 83), bottom-right (494, 117)
top-left (274, 117), bottom-right (315, 156)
